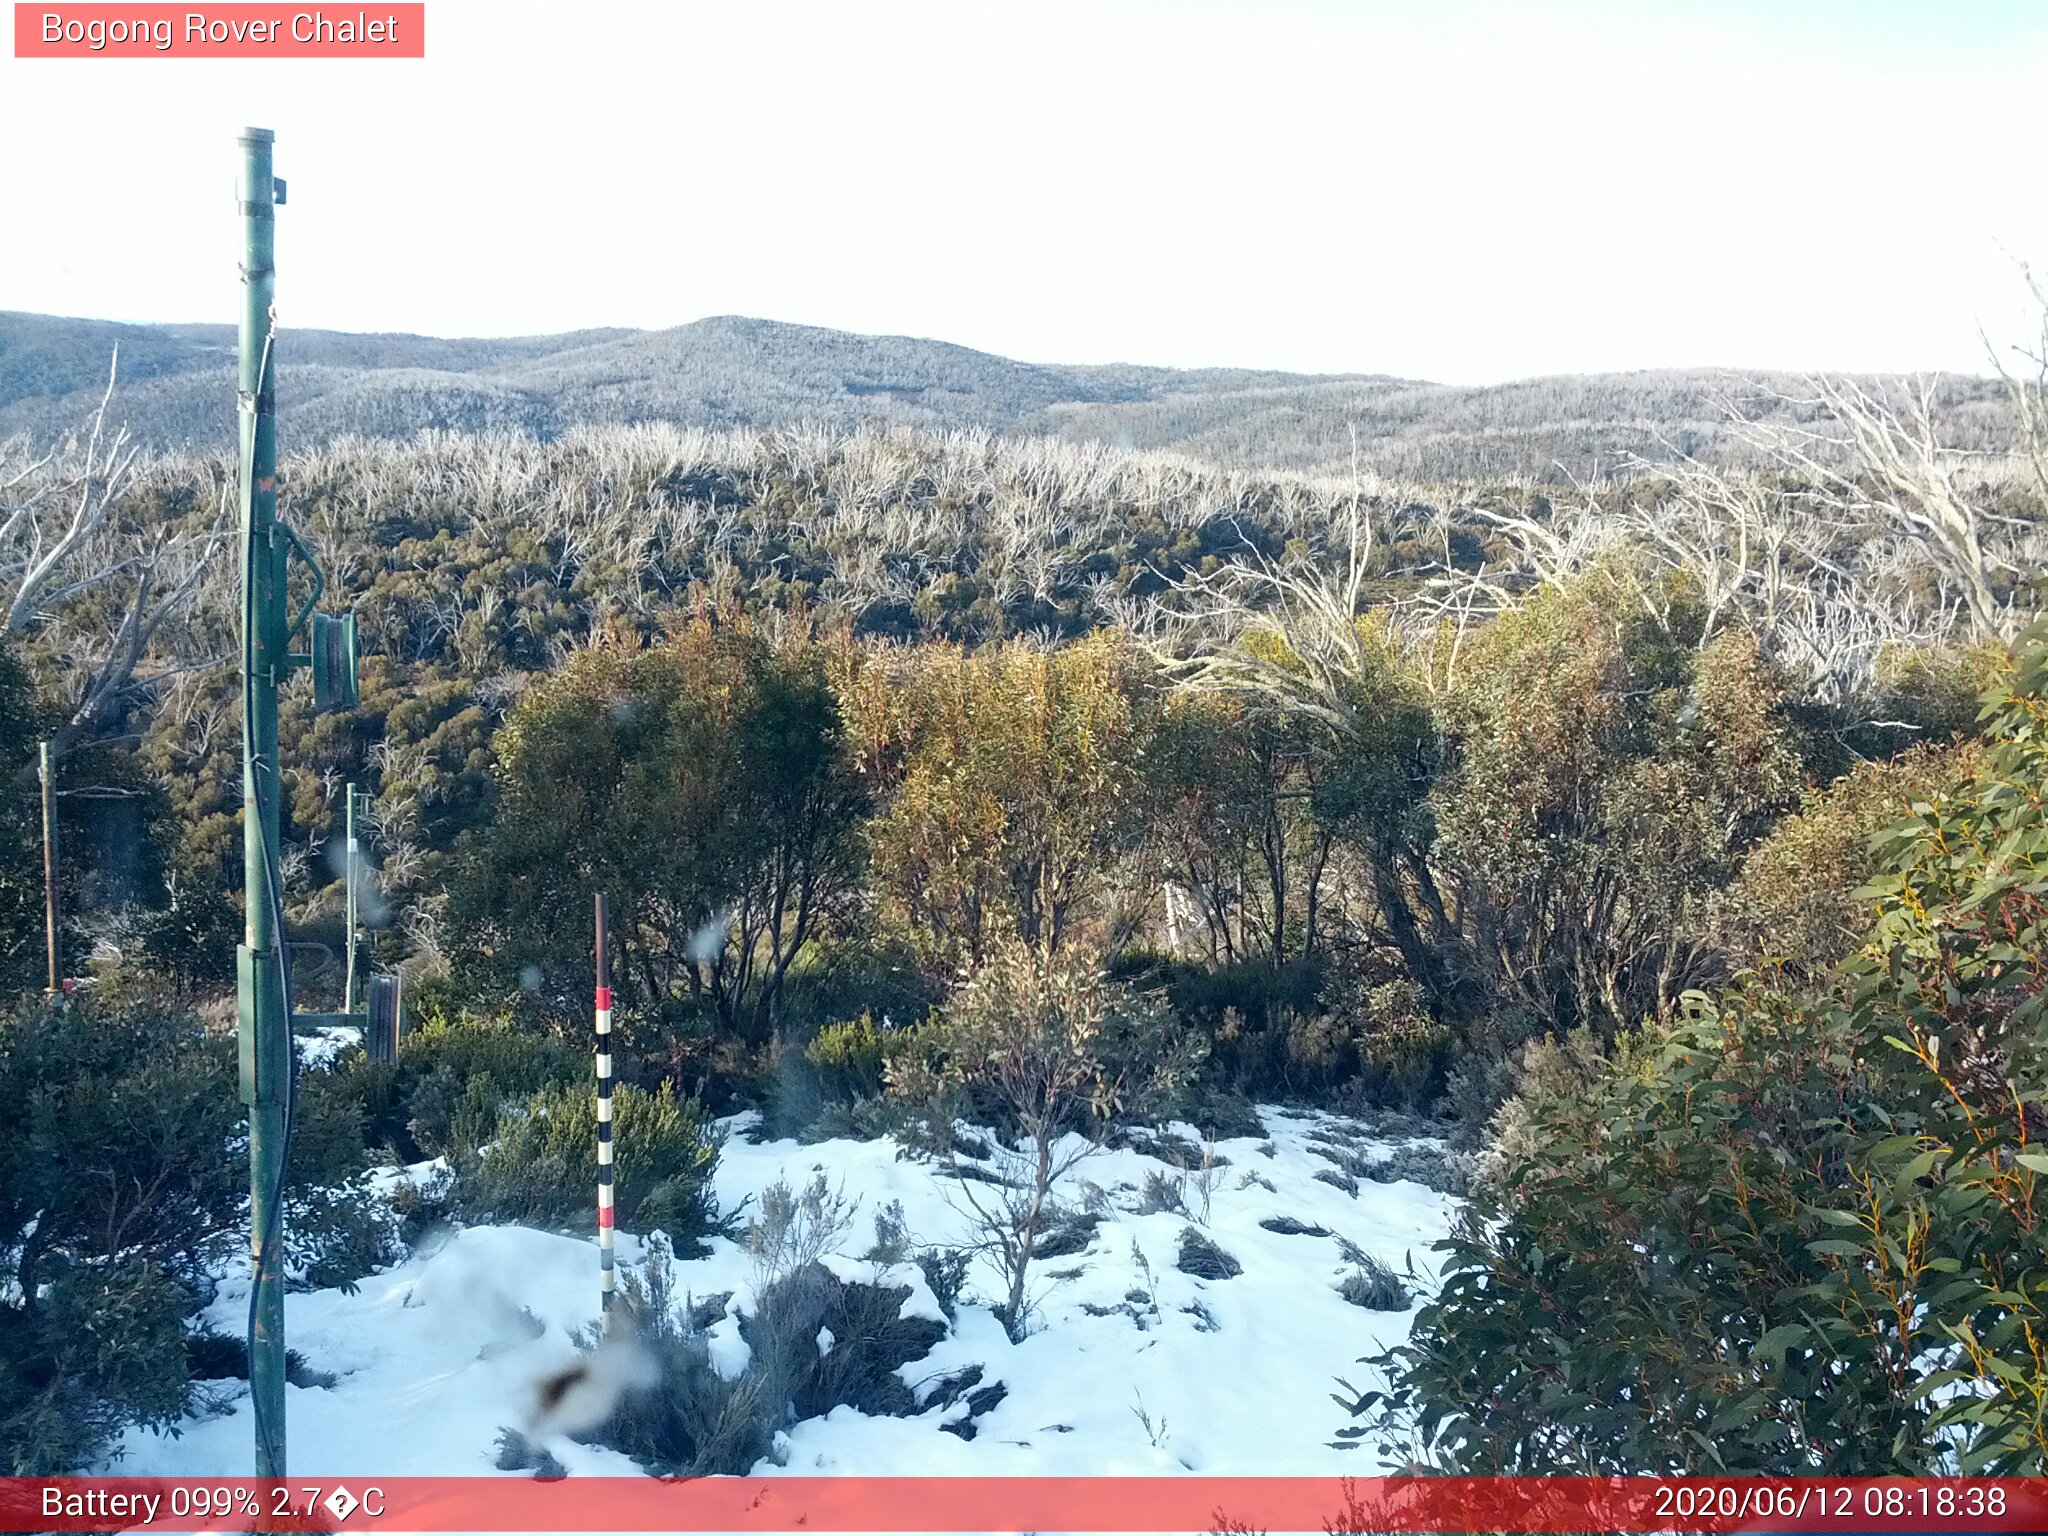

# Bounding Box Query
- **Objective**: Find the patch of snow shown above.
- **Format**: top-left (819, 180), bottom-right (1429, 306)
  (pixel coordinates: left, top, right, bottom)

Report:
top-left (295, 1025), bottom-right (360, 1068)
top-left (117, 1106), bottom-right (1456, 1477)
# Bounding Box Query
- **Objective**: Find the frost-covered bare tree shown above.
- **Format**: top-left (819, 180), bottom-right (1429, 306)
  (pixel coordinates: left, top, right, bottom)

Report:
top-left (1144, 474), bottom-right (1391, 731)
top-left (1761, 374), bottom-right (2023, 640)
top-left (1391, 356), bottom-right (2044, 704)
top-left (0, 353), bottom-right (228, 762)
top-left (1991, 259), bottom-right (2048, 511)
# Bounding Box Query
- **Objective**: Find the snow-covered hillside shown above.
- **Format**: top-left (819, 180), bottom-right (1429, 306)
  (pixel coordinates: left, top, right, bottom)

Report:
top-left (118, 1109), bottom-right (1457, 1477)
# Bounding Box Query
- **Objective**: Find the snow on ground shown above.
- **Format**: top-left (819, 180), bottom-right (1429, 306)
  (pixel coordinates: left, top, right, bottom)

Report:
top-left (295, 1023), bottom-right (362, 1068)
top-left (117, 1107), bottom-right (1455, 1477)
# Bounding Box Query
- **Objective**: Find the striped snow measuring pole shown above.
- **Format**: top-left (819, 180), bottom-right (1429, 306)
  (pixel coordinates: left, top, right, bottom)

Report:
top-left (595, 892), bottom-right (616, 1323)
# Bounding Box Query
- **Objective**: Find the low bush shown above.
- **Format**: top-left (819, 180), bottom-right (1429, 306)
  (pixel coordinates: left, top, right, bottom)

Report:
top-left (462, 1082), bottom-right (721, 1249)
top-left (1163, 958), bottom-right (1328, 1099)
top-left (1136, 1168), bottom-right (1186, 1215)
top-left (587, 1242), bottom-right (777, 1477)
top-left (335, 1007), bottom-right (584, 1162)
top-left (805, 1012), bottom-right (913, 1103)
top-left (916, 1248), bottom-right (970, 1321)
top-left (739, 1261), bottom-right (948, 1421)
top-left (1174, 1227), bottom-right (1242, 1280)
top-left (1337, 1256), bottom-right (1411, 1311)
top-left (588, 1239), bottom-right (947, 1476)
top-left (1345, 978), bottom-right (1452, 1110)
top-left (0, 997), bottom-right (388, 1472)
top-left (1363, 1144), bottom-right (1472, 1199)
top-left (744, 1173), bottom-right (857, 1286)
top-left (887, 941), bottom-right (1201, 1337)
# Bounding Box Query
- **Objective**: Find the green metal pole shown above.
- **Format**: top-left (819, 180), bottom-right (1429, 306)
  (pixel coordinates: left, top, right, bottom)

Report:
top-left (235, 124), bottom-right (288, 1481)
top-left (40, 740), bottom-right (57, 995)
top-left (343, 784), bottom-right (358, 1015)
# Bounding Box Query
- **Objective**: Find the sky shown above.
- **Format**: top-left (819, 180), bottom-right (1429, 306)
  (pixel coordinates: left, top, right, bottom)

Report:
top-left (3, 0), bottom-right (2047, 383)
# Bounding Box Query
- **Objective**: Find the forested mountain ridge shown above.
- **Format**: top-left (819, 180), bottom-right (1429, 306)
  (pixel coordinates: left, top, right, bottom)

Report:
top-left (0, 309), bottom-right (1384, 453)
top-left (1, 308), bottom-right (2012, 481)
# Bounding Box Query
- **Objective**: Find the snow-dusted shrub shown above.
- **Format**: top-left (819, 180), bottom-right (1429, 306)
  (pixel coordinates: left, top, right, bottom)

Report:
top-left (463, 1081), bottom-right (720, 1248)
top-left (1033, 1209), bottom-right (1104, 1259)
top-left (590, 1243), bottom-right (946, 1477)
top-left (1136, 1167), bottom-right (1186, 1215)
top-left (1363, 1144), bottom-right (1471, 1199)
top-left (744, 1172), bottom-right (856, 1289)
top-left (1307, 1131), bottom-right (1378, 1181)
top-left (492, 1428), bottom-right (565, 1479)
top-left (0, 997), bottom-right (383, 1471)
top-left (1337, 1256), bottom-right (1410, 1312)
top-left (1174, 1226), bottom-right (1242, 1280)
top-left (915, 1247), bottom-right (970, 1321)
top-left (286, 1178), bottom-right (400, 1292)
top-left (865, 1199), bottom-right (912, 1264)
top-left (1260, 1215), bottom-right (1331, 1237)
top-left (183, 1329), bottom-right (334, 1390)
top-left (741, 1261), bottom-right (947, 1422)
top-left (589, 1242), bottom-right (777, 1477)
top-left (387, 1163), bottom-right (457, 1247)
top-left (888, 941), bottom-right (1201, 1338)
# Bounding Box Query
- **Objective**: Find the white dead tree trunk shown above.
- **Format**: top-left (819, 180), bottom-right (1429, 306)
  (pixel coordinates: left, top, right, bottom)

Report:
top-left (1990, 260), bottom-right (2048, 513)
top-left (0, 352), bottom-right (228, 763)
top-left (1766, 375), bottom-right (2016, 640)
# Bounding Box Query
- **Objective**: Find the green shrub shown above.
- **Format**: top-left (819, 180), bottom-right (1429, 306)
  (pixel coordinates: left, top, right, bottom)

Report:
top-left (462, 1081), bottom-right (721, 1248)
top-left (1, 1261), bottom-right (193, 1474)
top-left (773, 936), bottom-right (937, 1041)
top-left (1366, 631), bottom-right (2048, 1474)
top-left (805, 1012), bottom-right (911, 1102)
top-left (1709, 741), bottom-right (1982, 977)
top-left (1163, 957), bottom-right (1325, 1098)
top-left (1346, 977), bottom-right (1452, 1109)
top-left (335, 1008), bottom-right (584, 1161)
top-left (0, 997), bottom-right (390, 1471)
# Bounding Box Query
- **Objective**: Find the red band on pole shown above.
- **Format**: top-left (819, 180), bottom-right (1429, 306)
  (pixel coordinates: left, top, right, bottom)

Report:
top-left (595, 986), bottom-right (612, 1011)
top-left (597, 1205), bottom-right (615, 1229)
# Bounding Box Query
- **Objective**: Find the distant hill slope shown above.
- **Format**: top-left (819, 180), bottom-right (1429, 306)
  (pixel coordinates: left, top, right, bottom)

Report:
top-left (0, 309), bottom-right (2011, 481)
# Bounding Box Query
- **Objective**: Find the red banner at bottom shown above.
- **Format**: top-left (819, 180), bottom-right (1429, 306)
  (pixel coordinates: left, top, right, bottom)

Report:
top-left (3, 1476), bottom-right (2043, 1534)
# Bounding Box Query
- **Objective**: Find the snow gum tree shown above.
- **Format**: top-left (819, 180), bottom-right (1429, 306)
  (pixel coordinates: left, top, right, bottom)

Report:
top-left (456, 620), bottom-right (868, 1045)
top-left (848, 634), bottom-right (1152, 976)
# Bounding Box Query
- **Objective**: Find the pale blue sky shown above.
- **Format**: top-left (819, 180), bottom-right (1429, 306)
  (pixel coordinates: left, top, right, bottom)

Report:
top-left (3, 0), bottom-right (2044, 381)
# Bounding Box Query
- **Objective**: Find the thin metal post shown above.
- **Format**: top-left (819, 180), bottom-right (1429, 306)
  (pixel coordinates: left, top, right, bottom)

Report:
top-left (595, 892), bottom-right (616, 1324)
top-left (39, 740), bottom-right (56, 995)
top-left (343, 784), bottom-right (359, 1016)
top-left (234, 124), bottom-right (288, 1481)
